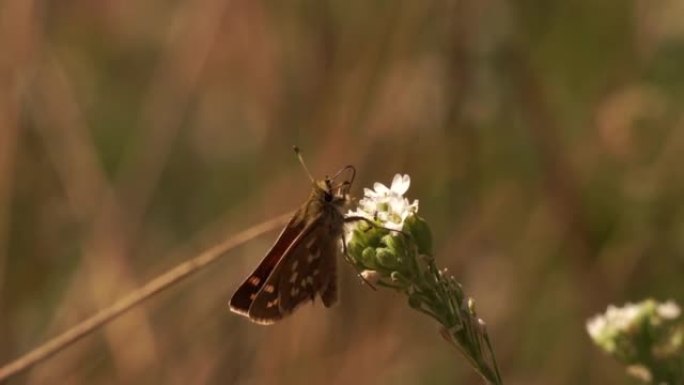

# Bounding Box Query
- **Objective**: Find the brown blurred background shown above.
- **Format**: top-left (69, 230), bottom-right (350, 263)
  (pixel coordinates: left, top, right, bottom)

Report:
top-left (1, 0), bottom-right (684, 384)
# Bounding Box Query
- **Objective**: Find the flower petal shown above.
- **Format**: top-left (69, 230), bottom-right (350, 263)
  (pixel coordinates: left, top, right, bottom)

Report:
top-left (389, 197), bottom-right (407, 213)
top-left (363, 187), bottom-right (376, 197)
top-left (345, 173), bottom-right (418, 231)
top-left (373, 182), bottom-right (390, 195)
top-left (390, 174), bottom-right (411, 195)
top-left (390, 174), bottom-right (403, 192)
top-left (657, 301), bottom-right (681, 319)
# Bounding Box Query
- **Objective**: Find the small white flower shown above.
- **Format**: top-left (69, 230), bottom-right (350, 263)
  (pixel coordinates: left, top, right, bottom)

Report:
top-left (363, 174), bottom-right (410, 198)
top-left (626, 364), bottom-right (653, 382)
top-left (360, 270), bottom-right (381, 285)
top-left (588, 299), bottom-right (684, 377)
top-left (586, 314), bottom-right (608, 341)
top-left (346, 173), bottom-right (418, 231)
top-left (657, 301), bottom-right (681, 320)
top-left (389, 173), bottom-right (411, 195)
top-left (605, 303), bottom-right (642, 331)
top-left (586, 302), bottom-right (644, 350)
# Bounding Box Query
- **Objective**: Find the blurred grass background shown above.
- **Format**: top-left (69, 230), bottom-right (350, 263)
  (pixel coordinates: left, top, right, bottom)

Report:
top-left (1, 0), bottom-right (684, 384)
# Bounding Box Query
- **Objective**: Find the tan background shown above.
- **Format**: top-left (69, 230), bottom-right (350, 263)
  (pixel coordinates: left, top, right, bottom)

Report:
top-left (1, 1), bottom-right (684, 384)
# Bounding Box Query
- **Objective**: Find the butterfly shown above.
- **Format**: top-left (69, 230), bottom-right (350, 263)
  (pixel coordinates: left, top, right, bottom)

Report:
top-left (229, 147), bottom-right (355, 325)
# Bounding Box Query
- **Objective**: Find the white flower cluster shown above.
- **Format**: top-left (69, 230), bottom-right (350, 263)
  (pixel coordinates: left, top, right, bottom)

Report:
top-left (587, 299), bottom-right (684, 383)
top-left (347, 174), bottom-right (419, 230)
top-left (656, 301), bottom-right (681, 320)
top-left (587, 303), bottom-right (642, 352)
top-left (586, 299), bottom-right (681, 352)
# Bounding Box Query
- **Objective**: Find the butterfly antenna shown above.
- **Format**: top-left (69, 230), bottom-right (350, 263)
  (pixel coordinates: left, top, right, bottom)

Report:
top-left (292, 146), bottom-right (315, 183)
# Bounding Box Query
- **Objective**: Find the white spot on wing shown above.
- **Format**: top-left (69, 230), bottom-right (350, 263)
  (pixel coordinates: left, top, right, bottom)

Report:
top-left (267, 299), bottom-right (279, 308)
top-left (307, 250), bottom-right (320, 263)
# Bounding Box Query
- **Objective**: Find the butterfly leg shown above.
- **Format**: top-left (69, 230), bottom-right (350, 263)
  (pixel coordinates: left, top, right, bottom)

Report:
top-left (343, 216), bottom-right (409, 237)
top-left (331, 181), bottom-right (351, 196)
top-left (339, 232), bottom-right (377, 290)
top-left (330, 165), bottom-right (356, 185)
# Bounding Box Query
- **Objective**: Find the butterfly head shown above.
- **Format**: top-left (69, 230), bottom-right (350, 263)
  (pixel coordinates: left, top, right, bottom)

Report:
top-left (294, 146), bottom-right (354, 206)
top-left (313, 176), bottom-right (349, 205)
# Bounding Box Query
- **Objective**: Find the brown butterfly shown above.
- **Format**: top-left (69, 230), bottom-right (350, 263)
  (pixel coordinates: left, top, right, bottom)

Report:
top-left (229, 147), bottom-right (355, 324)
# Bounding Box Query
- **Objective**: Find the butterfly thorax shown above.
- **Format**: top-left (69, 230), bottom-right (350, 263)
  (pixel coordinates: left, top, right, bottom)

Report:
top-left (312, 178), bottom-right (347, 209)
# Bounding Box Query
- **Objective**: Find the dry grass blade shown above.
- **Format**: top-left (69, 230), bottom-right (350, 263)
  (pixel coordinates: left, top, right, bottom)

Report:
top-left (0, 212), bottom-right (293, 381)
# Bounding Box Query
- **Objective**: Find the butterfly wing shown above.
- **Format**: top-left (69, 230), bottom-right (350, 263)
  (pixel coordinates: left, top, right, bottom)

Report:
top-left (229, 210), bottom-right (307, 317)
top-left (248, 212), bottom-right (341, 323)
top-left (316, 229), bottom-right (338, 308)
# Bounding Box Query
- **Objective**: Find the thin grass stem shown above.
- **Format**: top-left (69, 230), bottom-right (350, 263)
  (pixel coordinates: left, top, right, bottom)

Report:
top-left (0, 212), bottom-right (292, 381)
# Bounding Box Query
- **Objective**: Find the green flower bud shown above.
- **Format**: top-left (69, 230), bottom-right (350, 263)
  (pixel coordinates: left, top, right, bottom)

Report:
top-left (376, 247), bottom-right (399, 270)
top-left (359, 227), bottom-right (386, 250)
top-left (361, 247), bottom-right (378, 269)
top-left (382, 234), bottom-right (408, 260)
top-left (467, 297), bottom-right (477, 315)
top-left (347, 240), bottom-right (364, 261)
top-left (351, 228), bottom-right (369, 247)
top-left (403, 214), bottom-right (433, 256)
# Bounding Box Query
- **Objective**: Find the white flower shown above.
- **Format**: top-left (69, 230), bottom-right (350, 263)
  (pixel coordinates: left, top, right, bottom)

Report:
top-left (656, 301), bottom-right (681, 320)
top-left (587, 299), bottom-right (683, 354)
top-left (347, 173), bottom-right (418, 231)
top-left (586, 302), bottom-right (644, 351)
top-left (360, 270), bottom-right (381, 285)
top-left (364, 174), bottom-right (411, 198)
top-left (588, 299), bottom-right (684, 376)
top-left (586, 314), bottom-right (608, 341)
top-left (605, 302), bottom-right (642, 330)
top-left (626, 364), bottom-right (653, 382)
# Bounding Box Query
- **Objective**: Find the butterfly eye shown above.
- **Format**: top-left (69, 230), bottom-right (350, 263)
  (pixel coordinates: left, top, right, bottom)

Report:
top-left (324, 192), bottom-right (333, 202)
